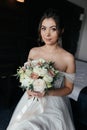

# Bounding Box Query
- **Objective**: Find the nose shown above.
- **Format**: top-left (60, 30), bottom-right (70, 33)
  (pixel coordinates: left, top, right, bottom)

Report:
top-left (45, 29), bottom-right (50, 36)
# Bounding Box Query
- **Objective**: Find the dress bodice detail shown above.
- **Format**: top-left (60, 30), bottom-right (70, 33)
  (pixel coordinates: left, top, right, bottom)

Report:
top-left (53, 72), bottom-right (75, 88)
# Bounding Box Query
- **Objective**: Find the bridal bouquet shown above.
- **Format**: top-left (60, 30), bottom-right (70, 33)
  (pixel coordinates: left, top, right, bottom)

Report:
top-left (17, 58), bottom-right (59, 93)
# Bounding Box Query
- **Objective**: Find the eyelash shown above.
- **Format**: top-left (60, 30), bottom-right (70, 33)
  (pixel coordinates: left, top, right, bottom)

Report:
top-left (41, 27), bottom-right (57, 31)
top-left (41, 27), bottom-right (46, 31)
top-left (52, 28), bottom-right (57, 31)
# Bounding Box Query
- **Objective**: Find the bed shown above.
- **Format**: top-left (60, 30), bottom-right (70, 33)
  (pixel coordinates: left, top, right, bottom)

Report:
top-left (68, 59), bottom-right (87, 127)
top-left (69, 59), bottom-right (87, 101)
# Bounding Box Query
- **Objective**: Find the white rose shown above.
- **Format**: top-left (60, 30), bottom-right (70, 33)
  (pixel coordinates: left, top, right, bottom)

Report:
top-left (25, 69), bottom-right (32, 76)
top-left (31, 59), bottom-right (39, 66)
top-left (43, 74), bottom-right (53, 83)
top-left (21, 78), bottom-right (30, 87)
top-left (20, 77), bottom-right (34, 87)
top-left (33, 66), bottom-right (47, 76)
top-left (38, 58), bottom-right (45, 63)
top-left (33, 79), bottom-right (46, 92)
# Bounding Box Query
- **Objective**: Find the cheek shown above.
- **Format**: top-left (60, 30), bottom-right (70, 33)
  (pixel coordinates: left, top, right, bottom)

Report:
top-left (53, 33), bottom-right (59, 40)
top-left (41, 32), bottom-right (45, 39)
top-left (41, 31), bottom-right (43, 37)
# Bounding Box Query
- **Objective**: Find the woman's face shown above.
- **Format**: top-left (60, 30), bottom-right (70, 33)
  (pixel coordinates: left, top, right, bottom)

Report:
top-left (40, 18), bottom-right (59, 45)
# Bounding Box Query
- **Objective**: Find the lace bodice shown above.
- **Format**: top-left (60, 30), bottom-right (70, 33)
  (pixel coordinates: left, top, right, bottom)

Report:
top-left (53, 72), bottom-right (75, 88)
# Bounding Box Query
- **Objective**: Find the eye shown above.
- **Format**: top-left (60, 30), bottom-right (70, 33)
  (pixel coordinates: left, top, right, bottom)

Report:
top-left (51, 27), bottom-right (57, 31)
top-left (41, 27), bottom-right (46, 31)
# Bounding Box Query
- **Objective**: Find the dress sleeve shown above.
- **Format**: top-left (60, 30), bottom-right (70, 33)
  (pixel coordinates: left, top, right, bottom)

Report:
top-left (61, 72), bottom-right (76, 83)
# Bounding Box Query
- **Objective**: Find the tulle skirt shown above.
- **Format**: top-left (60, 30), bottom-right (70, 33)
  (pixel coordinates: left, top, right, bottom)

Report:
top-left (6, 91), bottom-right (75, 130)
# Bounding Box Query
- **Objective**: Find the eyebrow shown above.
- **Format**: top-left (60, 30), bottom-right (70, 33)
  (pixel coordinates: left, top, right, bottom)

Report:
top-left (41, 25), bottom-right (56, 28)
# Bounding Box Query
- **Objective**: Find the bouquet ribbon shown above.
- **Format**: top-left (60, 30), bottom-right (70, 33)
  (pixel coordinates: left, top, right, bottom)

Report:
top-left (16, 97), bottom-right (45, 121)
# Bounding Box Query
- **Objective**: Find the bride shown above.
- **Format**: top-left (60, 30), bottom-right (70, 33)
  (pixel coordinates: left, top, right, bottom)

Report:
top-left (6, 8), bottom-right (76, 130)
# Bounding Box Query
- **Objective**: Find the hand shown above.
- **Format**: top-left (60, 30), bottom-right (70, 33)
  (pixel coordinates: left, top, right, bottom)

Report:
top-left (27, 90), bottom-right (45, 98)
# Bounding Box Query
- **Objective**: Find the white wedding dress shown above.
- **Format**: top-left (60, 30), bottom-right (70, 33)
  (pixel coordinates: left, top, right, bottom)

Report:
top-left (6, 72), bottom-right (75, 130)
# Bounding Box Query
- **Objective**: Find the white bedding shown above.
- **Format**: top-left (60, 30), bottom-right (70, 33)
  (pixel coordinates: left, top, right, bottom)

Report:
top-left (69, 60), bottom-right (87, 101)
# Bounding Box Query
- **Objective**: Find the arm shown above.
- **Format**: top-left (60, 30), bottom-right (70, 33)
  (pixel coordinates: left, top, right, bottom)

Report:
top-left (48, 54), bottom-right (76, 96)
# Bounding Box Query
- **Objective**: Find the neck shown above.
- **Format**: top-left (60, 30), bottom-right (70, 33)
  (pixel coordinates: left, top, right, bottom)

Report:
top-left (44, 44), bottom-right (59, 52)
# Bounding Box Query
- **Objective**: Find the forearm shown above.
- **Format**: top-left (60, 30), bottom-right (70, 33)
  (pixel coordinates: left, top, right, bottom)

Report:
top-left (47, 87), bottom-right (73, 97)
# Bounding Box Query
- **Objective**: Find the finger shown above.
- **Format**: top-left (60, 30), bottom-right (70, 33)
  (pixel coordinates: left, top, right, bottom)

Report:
top-left (27, 90), bottom-right (33, 95)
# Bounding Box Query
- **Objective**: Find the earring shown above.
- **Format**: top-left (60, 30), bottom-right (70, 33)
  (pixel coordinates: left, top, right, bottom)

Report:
top-left (58, 37), bottom-right (62, 47)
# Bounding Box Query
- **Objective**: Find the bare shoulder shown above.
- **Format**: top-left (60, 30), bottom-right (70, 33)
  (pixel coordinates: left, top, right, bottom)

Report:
top-left (61, 48), bottom-right (75, 62)
top-left (29, 47), bottom-right (40, 53)
top-left (28, 47), bottom-right (41, 59)
top-left (61, 49), bottom-right (76, 73)
top-left (65, 51), bottom-right (75, 62)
